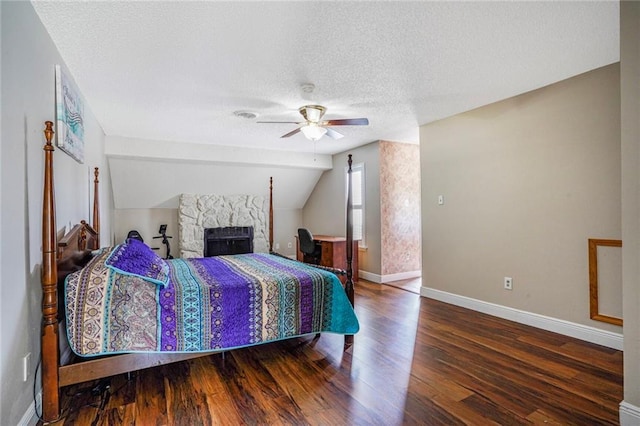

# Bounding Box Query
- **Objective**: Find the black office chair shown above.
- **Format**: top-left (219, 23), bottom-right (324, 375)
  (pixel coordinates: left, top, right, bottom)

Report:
top-left (126, 230), bottom-right (144, 243)
top-left (298, 228), bottom-right (322, 265)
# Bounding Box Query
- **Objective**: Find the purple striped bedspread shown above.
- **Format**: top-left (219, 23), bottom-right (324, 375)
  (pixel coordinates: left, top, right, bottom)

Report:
top-left (65, 250), bottom-right (359, 356)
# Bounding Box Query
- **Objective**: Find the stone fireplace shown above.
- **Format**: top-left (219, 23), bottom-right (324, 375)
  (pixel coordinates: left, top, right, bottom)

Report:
top-left (178, 194), bottom-right (268, 258)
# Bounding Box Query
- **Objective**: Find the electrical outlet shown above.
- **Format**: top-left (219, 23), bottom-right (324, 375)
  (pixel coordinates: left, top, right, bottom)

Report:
top-left (287, 242), bottom-right (292, 249)
top-left (23, 353), bottom-right (31, 382)
top-left (504, 277), bottom-right (513, 290)
top-left (275, 243), bottom-right (280, 250)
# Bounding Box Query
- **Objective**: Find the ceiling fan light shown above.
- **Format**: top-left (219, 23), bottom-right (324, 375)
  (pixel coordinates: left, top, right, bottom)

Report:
top-left (300, 124), bottom-right (327, 141)
top-left (300, 105), bottom-right (325, 123)
top-left (306, 107), bottom-right (321, 122)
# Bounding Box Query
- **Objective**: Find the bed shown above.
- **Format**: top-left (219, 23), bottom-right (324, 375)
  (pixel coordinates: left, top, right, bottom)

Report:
top-left (39, 120), bottom-right (358, 422)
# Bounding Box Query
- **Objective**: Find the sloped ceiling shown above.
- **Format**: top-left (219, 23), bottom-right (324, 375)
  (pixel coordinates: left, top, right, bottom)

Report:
top-left (108, 157), bottom-right (324, 210)
top-left (105, 135), bottom-right (336, 209)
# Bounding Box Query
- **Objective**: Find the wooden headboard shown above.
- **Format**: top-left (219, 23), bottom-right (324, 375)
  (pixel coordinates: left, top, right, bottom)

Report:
top-left (56, 165), bottom-right (100, 262)
top-left (57, 220), bottom-right (99, 262)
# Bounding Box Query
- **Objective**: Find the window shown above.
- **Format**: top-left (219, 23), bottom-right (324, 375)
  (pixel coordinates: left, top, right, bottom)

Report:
top-left (347, 163), bottom-right (365, 246)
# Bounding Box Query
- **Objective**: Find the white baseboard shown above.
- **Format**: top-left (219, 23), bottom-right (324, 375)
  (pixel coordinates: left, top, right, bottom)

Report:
top-left (421, 287), bottom-right (623, 350)
top-left (620, 401), bottom-right (640, 425)
top-left (18, 391), bottom-right (41, 426)
top-left (381, 270), bottom-right (421, 283)
top-left (359, 270), bottom-right (381, 283)
top-left (358, 270), bottom-right (421, 284)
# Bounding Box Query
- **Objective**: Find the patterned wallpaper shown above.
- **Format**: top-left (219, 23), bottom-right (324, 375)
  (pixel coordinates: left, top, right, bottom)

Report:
top-left (380, 141), bottom-right (422, 275)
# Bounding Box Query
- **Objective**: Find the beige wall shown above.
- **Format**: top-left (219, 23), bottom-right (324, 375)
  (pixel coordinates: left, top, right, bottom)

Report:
top-left (303, 144), bottom-right (381, 275)
top-left (621, 0), bottom-right (640, 418)
top-left (420, 63), bottom-right (621, 331)
top-left (380, 141), bottom-right (421, 276)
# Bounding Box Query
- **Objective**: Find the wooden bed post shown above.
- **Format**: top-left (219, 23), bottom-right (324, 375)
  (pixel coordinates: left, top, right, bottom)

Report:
top-left (345, 155), bottom-right (354, 307)
top-left (345, 154), bottom-right (355, 346)
top-left (41, 121), bottom-right (60, 421)
top-left (269, 176), bottom-right (274, 253)
top-left (93, 167), bottom-right (100, 247)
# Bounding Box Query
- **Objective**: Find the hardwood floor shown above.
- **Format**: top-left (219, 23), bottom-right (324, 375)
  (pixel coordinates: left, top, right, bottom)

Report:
top-left (382, 277), bottom-right (422, 294)
top-left (44, 281), bottom-right (622, 425)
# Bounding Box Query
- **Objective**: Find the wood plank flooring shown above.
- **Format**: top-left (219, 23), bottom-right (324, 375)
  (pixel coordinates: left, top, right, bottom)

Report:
top-left (44, 281), bottom-right (622, 425)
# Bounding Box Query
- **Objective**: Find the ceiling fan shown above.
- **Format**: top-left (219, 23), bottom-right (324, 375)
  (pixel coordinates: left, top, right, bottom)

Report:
top-left (258, 105), bottom-right (369, 141)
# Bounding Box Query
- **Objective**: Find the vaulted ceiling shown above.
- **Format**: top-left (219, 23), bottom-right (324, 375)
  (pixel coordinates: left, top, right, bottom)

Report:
top-left (33, 1), bottom-right (619, 156)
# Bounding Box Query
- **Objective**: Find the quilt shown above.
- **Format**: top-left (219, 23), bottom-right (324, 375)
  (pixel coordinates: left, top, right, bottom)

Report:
top-left (65, 242), bottom-right (359, 357)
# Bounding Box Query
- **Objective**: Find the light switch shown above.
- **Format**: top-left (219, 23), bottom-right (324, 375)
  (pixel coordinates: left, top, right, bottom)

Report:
top-left (438, 195), bottom-right (444, 205)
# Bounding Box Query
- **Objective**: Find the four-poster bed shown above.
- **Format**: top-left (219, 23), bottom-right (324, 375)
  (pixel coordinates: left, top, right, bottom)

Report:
top-left (39, 121), bottom-right (357, 422)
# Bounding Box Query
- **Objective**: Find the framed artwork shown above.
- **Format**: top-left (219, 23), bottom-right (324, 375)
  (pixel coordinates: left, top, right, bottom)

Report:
top-left (588, 238), bottom-right (623, 326)
top-left (55, 65), bottom-right (85, 163)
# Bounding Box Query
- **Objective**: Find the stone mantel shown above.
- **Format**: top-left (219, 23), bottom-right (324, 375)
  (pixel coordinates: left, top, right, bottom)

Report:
top-left (178, 194), bottom-right (268, 258)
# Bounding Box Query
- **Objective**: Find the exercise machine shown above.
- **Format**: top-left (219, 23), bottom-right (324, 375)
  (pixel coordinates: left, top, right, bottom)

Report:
top-left (153, 224), bottom-right (174, 259)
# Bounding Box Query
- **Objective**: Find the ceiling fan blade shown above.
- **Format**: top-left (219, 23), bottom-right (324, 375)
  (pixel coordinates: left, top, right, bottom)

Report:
top-left (281, 127), bottom-right (302, 138)
top-left (325, 128), bottom-right (344, 140)
top-left (257, 121), bottom-right (302, 124)
top-left (323, 118), bottom-right (369, 126)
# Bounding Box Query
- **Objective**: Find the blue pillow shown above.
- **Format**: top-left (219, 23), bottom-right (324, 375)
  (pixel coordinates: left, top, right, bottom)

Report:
top-left (105, 238), bottom-right (170, 287)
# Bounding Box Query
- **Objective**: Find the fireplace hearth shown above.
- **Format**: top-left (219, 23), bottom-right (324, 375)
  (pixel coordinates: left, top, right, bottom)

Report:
top-left (204, 226), bottom-right (254, 257)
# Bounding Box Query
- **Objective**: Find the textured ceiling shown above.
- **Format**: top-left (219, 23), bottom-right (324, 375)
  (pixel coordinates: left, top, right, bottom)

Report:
top-left (32, 1), bottom-right (619, 155)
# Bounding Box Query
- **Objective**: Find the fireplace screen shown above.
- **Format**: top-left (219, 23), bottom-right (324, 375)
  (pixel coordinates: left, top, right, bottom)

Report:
top-left (204, 226), bottom-right (254, 257)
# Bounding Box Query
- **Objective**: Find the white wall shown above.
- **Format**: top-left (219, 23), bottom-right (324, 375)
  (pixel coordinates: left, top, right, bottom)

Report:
top-left (108, 157), bottom-right (323, 210)
top-left (420, 63), bottom-right (621, 331)
top-left (106, 135), bottom-right (331, 211)
top-left (114, 208), bottom-right (178, 246)
top-left (0, 3), bottom-right (112, 424)
top-left (0, 1), bottom-right (4, 421)
top-left (272, 208), bottom-right (304, 258)
top-left (107, 136), bottom-right (326, 259)
top-left (303, 144), bottom-right (381, 274)
top-left (114, 206), bottom-right (302, 259)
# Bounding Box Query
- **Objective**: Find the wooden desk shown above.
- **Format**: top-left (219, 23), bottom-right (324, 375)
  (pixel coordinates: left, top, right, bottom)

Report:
top-left (296, 235), bottom-right (358, 282)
